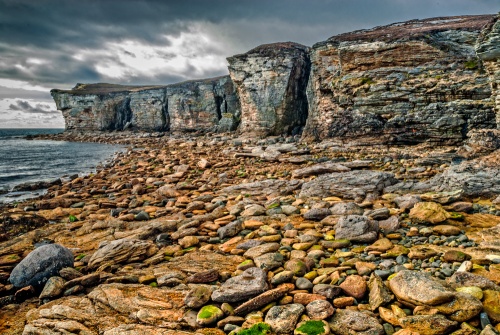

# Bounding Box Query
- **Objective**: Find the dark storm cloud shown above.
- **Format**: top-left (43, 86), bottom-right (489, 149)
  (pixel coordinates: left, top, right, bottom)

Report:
top-left (8, 100), bottom-right (58, 114)
top-left (0, 0), bottom-right (498, 90)
top-left (0, 86), bottom-right (52, 100)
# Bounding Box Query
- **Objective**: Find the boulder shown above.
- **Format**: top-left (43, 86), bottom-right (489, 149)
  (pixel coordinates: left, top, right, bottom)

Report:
top-left (329, 309), bottom-right (384, 335)
top-left (398, 314), bottom-right (457, 335)
top-left (88, 238), bottom-right (158, 270)
top-left (211, 267), bottom-right (268, 302)
top-left (389, 270), bottom-right (455, 306)
top-left (265, 304), bottom-right (305, 334)
top-left (409, 202), bottom-right (451, 224)
top-left (300, 170), bottom-right (398, 202)
top-left (9, 244), bottom-right (74, 289)
top-left (335, 215), bottom-right (379, 243)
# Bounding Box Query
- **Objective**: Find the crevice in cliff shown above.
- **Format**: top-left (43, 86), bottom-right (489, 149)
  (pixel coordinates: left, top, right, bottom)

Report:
top-left (214, 96), bottom-right (223, 120)
top-left (162, 90), bottom-right (170, 131)
top-left (112, 97), bottom-right (132, 131)
top-left (281, 52), bottom-right (311, 136)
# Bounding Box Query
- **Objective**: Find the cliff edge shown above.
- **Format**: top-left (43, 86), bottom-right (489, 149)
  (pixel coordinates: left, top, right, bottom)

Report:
top-left (51, 14), bottom-right (499, 145)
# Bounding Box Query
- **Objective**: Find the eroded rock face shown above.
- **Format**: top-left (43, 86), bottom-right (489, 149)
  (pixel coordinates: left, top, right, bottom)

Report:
top-left (51, 76), bottom-right (240, 133)
top-left (167, 76), bottom-right (240, 133)
top-left (52, 84), bottom-right (167, 131)
top-left (227, 42), bottom-right (310, 137)
top-left (51, 15), bottom-right (500, 143)
top-left (303, 15), bottom-right (498, 144)
top-left (476, 16), bottom-right (500, 126)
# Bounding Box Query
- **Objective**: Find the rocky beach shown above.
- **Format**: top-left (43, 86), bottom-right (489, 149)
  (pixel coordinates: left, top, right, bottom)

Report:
top-left (1, 14), bottom-right (500, 335)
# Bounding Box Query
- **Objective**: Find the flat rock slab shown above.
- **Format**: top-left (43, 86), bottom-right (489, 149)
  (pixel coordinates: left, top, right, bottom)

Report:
top-left (299, 170), bottom-right (398, 202)
top-left (234, 283), bottom-right (294, 316)
top-left (9, 243), bottom-right (74, 289)
top-left (447, 271), bottom-right (499, 291)
top-left (221, 179), bottom-right (303, 196)
top-left (292, 162), bottom-right (350, 178)
top-left (88, 238), bottom-right (157, 270)
top-left (397, 152), bottom-right (500, 197)
top-left (329, 309), bottom-right (384, 335)
top-left (24, 283), bottom-right (189, 333)
top-left (211, 267), bottom-right (268, 302)
top-left (389, 270), bottom-right (455, 306)
top-left (409, 202), bottom-right (451, 224)
top-left (102, 325), bottom-right (197, 335)
top-left (398, 314), bottom-right (457, 335)
top-left (159, 251), bottom-right (245, 274)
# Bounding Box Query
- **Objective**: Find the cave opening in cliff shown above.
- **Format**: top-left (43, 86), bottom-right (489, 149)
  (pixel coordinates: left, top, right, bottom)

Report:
top-left (214, 96), bottom-right (223, 120)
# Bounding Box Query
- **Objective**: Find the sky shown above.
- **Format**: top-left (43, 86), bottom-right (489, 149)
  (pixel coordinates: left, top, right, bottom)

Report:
top-left (0, 0), bottom-right (498, 128)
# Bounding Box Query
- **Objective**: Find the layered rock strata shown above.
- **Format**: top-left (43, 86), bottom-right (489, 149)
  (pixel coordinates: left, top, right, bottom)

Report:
top-left (227, 42), bottom-right (310, 137)
top-left (303, 15), bottom-right (498, 144)
top-left (476, 16), bottom-right (500, 125)
top-left (52, 14), bottom-right (499, 145)
top-left (51, 76), bottom-right (240, 133)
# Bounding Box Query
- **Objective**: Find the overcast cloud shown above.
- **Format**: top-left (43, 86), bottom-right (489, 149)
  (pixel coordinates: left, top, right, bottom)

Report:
top-left (0, 0), bottom-right (498, 127)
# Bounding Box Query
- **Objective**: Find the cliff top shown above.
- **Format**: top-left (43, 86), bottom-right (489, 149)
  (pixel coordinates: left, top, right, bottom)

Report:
top-left (51, 76), bottom-right (230, 95)
top-left (50, 83), bottom-right (167, 95)
top-left (325, 14), bottom-right (496, 44)
top-left (228, 41), bottom-right (309, 60)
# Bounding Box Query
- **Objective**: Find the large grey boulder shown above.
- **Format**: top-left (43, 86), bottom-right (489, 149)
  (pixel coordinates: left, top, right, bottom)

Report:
top-left (335, 215), bottom-right (379, 243)
top-left (9, 244), bottom-right (74, 289)
top-left (211, 267), bottom-right (268, 302)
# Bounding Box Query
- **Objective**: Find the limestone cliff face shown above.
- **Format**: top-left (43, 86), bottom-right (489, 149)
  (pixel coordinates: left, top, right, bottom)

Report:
top-left (227, 42), bottom-right (310, 137)
top-left (51, 76), bottom-right (240, 133)
top-left (52, 15), bottom-right (499, 144)
top-left (476, 17), bottom-right (500, 126)
top-left (167, 76), bottom-right (240, 133)
top-left (303, 15), bottom-right (498, 144)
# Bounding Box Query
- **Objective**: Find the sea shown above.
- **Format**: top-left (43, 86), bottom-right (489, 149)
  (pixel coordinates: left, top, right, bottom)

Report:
top-left (0, 128), bottom-right (124, 204)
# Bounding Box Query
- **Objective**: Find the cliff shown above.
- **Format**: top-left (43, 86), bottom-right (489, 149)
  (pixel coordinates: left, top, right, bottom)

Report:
top-left (51, 14), bottom-right (499, 145)
top-left (51, 76), bottom-right (240, 133)
top-left (227, 42), bottom-right (310, 137)
top-left (303, 14), bottom-right (498, 144)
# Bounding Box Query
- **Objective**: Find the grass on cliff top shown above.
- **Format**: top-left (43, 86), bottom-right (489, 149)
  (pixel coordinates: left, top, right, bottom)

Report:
top-left (51, 75), bottom-right (230, 95)
top-left (51, 83), bottom-right (167, 95)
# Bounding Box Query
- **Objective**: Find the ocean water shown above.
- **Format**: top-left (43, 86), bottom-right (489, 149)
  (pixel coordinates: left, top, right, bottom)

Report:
top-left (0, 129), bottom-right (124, 203)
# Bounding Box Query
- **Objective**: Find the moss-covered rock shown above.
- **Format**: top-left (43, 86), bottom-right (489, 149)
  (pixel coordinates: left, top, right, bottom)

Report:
top-left (409, 202), bottom-right (451, 224)
top-left (294, 320), bottom-right (330, 335)
top-left (235, 322), bottom-right (273, 335)
top-left (197, 305), bottom-right (224, 326)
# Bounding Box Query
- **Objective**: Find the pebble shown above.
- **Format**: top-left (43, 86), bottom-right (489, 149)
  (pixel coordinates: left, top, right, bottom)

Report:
top-left (3, 133), bottom-right (500, 335)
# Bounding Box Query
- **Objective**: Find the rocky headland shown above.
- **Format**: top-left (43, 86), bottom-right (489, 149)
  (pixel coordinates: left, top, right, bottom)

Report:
top-left (1, 14), bottom-right (500, 335)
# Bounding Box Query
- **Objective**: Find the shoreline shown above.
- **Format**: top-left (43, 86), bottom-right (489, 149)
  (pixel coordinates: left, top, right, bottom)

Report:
top-left (0, 133), bottom-right (127, 206)
top-left (0, 130), bottom-right (499, 334)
